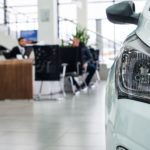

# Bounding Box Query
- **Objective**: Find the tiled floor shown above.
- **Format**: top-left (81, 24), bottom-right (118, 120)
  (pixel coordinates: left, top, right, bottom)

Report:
top-left (0, 81), bottom-right (106, 150)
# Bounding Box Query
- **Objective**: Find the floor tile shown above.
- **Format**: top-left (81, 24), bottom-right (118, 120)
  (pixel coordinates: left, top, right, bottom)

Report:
top-left (0, 81), bottom-right (106, 150)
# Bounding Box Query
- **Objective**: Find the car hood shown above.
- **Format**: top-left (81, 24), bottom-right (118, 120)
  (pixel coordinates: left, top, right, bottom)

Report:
top-left (136, 0), bottom-right (150, 47)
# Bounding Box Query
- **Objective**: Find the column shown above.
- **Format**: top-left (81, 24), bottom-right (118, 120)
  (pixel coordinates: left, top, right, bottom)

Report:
top-left (76, 0), bottom-right (88, 28)
top-left (96, 19), bottom-right (103, 51)
top-left (38, 0), bottom-right (58, 44)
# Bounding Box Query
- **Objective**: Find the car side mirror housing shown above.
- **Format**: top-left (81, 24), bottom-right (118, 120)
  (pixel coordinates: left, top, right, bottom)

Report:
top-left (106, 1), bottom-right (140, 25)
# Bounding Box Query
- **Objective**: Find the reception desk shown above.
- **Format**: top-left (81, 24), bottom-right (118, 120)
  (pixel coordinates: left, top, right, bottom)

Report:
top-left (0, 59), bottom-right (33, 99)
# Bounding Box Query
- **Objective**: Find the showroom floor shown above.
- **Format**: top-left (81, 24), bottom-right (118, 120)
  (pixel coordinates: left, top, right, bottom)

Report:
top-left (0, 81), bottom-right (106, 150)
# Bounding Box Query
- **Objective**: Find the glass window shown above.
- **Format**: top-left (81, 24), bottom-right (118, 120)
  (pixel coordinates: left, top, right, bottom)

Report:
top-left (88, 0), bottom-right (113, 2)
top-left (0, 0), bottom-right (4, 24)
top-left (58, 2), bottom-right (77, 42)
top-left (59, 0), bottom-right (72, 3)
top-left (7, 0), bottom-right (37, 6)
top-left (5, 0), bottom-right (38, 36)
top-left (0, 0), bottom-right (3, 5)
top-left (88, 2), bottom-right (110, 19)
top-left (87, 0), bottom-right (145, 60)
top-left (0, 9), bottom-right (4, 24)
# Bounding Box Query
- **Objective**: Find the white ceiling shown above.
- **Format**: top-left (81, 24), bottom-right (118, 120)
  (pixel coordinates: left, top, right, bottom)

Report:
top-left (6, 0), bottom-right (38, 21)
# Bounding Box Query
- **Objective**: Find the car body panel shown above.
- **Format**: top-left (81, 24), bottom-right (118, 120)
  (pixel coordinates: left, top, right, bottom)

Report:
top-left (136, 0), bottom-right (150, 47)
top-left (106, 30), bottom-right (150, 150)
top-left (106, 59), bottom-right (150, 150)
top-left (106, 0), bottom-right (150, 149)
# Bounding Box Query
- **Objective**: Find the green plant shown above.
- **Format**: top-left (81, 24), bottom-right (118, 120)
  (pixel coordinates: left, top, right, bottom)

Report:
top-left (72, 25), bottom-right (89, 45)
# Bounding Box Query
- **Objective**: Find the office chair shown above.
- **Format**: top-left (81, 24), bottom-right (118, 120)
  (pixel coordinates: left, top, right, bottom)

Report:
top-left (89, 48), bottom-right (100, 81)
top-left (60, 46), bottom-right (85, 94)
top-left (3, 51), bottom-right (12, 59)
top-left (33, 45), bottom-right (66, 100)
top-left (0, 45), bottom-right (7, 55)
top-left (24, 46), bottom-right (33, 58)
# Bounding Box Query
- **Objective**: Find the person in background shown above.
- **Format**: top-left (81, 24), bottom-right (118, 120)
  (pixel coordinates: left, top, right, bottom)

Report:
top-left (72, 38), bottom-right (96, 90)
top-left (10, 37), bottom-right (27, 59)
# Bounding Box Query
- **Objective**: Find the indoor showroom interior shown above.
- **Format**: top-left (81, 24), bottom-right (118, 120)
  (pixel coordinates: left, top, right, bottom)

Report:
top-left (0, 0), bottom-right (146, 150)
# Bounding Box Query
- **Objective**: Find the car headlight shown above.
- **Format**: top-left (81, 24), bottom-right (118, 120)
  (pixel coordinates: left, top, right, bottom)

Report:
top-left (116, 46), bottom-right (150, 102)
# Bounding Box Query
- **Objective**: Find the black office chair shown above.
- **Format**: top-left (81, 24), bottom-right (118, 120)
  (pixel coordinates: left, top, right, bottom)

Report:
top-left (33, 45), bottom-right (66, 100)
top-left (89, 48), bottom-right (100, 81)
top-left (3, 51), bottom-right (12, 59)
top-left (24, 46), bottom-right (33, 58)
top-left (0, 45), bottom-right (7, 55)
top-left (59, 46), bottom-right (84, 94)
top-left (3, 46), bottom-right (32, 59)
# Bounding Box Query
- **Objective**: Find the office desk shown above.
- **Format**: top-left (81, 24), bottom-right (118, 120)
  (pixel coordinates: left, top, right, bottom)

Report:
top-left (0, 59), bottom-right (33, 99)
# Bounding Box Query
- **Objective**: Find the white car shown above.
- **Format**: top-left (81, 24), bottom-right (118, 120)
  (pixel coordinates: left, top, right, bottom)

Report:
top-left (105, 1), bottom-right (150, 150)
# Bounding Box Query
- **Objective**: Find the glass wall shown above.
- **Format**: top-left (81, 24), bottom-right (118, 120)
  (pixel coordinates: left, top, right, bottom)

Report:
top-left (58, 0), bottom-right (146, 60)
top-left (0, 0), bottom-right (146, 59)
top-left (58, 1), bottom-right (77, 44)
top-left (0, 0), bottom-right (4, 24)
top-left (0, 0), bottom-right (38, 37)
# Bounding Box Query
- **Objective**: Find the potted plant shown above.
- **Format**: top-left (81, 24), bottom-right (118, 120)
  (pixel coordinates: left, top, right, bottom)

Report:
top-left (72, 25), bottom-right (89, 45)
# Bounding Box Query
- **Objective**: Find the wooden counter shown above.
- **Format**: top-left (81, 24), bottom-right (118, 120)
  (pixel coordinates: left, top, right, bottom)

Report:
top-left (0, 59), bottom-right (33, 99)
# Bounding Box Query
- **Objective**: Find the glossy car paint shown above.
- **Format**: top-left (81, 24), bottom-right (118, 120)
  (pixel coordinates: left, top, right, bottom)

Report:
top-left (136, 0), bottom-right (150, 47)
top-left (105, 1), bottom-right (150, 149)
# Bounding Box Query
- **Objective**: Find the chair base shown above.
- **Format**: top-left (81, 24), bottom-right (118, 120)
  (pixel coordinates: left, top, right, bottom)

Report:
top-left (34, 80), bottom-right (66, 101)
top-left (34, 91), bottom-right (65, 101)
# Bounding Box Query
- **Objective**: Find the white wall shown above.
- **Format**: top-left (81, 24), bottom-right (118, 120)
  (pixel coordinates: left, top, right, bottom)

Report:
top-left (0, 31), bottom-right (17, 50)
top-left (38, 0), bottom-right (58, 44)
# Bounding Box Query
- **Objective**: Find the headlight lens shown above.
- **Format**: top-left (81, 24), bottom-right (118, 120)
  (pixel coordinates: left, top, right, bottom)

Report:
top-left (116, 47), bottom-right (150, 101)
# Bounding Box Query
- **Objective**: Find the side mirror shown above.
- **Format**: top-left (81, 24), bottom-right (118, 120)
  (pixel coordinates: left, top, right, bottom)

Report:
top-left (106, 1), bottom-right (140, 25)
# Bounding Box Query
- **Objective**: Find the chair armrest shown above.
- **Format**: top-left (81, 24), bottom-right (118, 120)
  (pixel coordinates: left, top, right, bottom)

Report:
top-left (61, 63), bottom-right (68, 77)
top-left (76, 62), bottom-right (81, 75)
